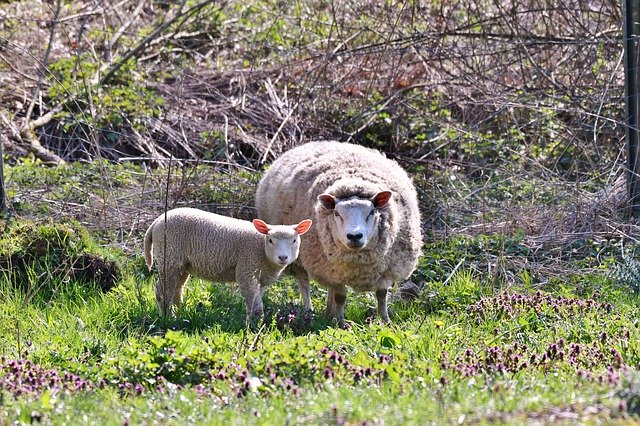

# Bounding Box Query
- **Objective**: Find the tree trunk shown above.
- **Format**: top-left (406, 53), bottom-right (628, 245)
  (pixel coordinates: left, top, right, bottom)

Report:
top-left (624, 0), bottom-right (640, 214)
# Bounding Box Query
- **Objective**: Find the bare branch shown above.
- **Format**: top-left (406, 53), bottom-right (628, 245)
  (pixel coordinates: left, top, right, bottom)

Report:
top-left (23, 0), bottom-right (62, 126)
top-left (99, 0), bottom-right (219, 86)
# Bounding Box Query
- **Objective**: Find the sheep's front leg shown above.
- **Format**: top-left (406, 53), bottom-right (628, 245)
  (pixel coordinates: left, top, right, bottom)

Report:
top-left (326, 285), bottom-right (347, 327)
top-left (375, 279), bottom-right (393, 323)
top-left (376, 288), bottom-right (390, 323)
top-left (291, 265), bottom-right (312, 310)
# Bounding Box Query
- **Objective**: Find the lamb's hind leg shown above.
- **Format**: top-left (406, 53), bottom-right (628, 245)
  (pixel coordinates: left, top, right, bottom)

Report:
top-left (155, 264), bottom-right (188, 317)
top-left (170, 270), bottom-right (190, 312)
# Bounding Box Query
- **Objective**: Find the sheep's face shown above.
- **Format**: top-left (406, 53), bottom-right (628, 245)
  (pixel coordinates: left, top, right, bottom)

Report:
top-left (253, 219), bottom-right (313, 267)
top-left (318, 191), bottom-right (392, 251)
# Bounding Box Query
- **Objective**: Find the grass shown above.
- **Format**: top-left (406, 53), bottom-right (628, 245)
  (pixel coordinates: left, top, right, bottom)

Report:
top-left (0, 0), bottom-right (633, 421)
top-left (1, 251), bottom-right (639, 424)
top-left (1, 159), bottom-right (639, 424)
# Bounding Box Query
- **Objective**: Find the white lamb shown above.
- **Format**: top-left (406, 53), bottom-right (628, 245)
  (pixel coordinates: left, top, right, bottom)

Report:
top-left (143, 207), bottom-right (312, 321)
top-left (256, 141), bottom-right (422, 325)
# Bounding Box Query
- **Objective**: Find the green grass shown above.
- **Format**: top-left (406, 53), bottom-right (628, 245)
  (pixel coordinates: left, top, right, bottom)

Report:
top-left (1, 159), bottom-right (639, 424)
top-left (1, 255), bottom-right (639, 424)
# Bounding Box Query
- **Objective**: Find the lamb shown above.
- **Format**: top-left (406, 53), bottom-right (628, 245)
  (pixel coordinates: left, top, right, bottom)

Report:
top-left (143, 207), bottom-right (312, 321)
top-left (255, 141), bottom-right (422, 325)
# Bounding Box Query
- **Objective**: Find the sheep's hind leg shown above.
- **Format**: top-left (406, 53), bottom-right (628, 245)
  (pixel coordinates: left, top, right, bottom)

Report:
top-left (326, 289), bottom-right (336, 319)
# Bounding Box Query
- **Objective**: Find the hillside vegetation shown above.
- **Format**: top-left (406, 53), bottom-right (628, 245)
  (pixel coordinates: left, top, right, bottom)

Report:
top-left (2, 0), bottom-right (640, 423)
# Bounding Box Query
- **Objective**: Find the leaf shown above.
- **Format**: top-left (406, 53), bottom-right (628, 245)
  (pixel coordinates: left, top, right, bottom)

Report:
top-left (378, 330), bottom-right (400, 349)
top-left (352, 351), bottom-right (372, 367)
top-left (385, 365), bottom-right (400, 382)
top-left (40, 390), bottom-right (52, 410)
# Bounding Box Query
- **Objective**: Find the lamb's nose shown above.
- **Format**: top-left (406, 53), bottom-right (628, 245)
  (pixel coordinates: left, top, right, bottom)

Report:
top-left (278, 255), bottom-right (288, 262)
top-left (346, 232), bottom-right (363, 242)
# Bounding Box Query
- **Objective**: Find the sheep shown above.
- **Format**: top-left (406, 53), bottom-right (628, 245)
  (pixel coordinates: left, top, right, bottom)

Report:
top-left (255, 141), bottom-right (422, 325)
top-left (143, 207), bottom-right (312, 321)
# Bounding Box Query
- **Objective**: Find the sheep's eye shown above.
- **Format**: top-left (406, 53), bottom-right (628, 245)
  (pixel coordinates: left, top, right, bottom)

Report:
top-left (268, 238), bottom-right (274, 244)
top-left (333, 211), bottom-right (341, 218)
top-left (291, 238), bottom-right (298, 245)
top-left (367, 210), bottom-right (375, 219)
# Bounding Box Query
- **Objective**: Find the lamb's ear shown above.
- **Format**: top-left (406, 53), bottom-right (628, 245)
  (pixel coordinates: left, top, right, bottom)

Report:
top-left (373, 191), bottom-right (392, 208)
top-left (318, 194), bottom-right (336, 210)
top-left (253, 219), bottom-right (271, 235)
top-left (294, 219), bottom-right (313, 235)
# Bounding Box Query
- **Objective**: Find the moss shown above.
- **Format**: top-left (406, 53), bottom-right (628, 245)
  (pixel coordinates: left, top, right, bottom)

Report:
top-left (0, 219), bottom-right (121, 295)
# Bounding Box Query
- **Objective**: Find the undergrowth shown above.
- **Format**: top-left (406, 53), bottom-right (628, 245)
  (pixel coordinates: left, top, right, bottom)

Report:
top-left (1, 207), bottom-right (639, 423)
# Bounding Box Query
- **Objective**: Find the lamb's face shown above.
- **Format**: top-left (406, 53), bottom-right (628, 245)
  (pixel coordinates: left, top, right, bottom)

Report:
top-left (253, 219), bottom-right (313, 267)
top-left (318, 191), bottom-right (392, 251)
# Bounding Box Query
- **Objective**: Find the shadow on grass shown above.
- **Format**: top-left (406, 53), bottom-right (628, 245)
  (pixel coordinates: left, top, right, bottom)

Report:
top-left (116, 279), bottom-right (335, 338)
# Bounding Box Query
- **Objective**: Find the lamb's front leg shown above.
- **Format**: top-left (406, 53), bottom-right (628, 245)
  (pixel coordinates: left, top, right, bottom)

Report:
top-left (238, 271), bottom-right (263, 324)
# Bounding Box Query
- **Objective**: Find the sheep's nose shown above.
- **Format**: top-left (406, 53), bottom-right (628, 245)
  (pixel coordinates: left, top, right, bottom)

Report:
top-left (278, 255), bottom-right (288, 262)
top-left (346, 232), bottom-right (363, 242)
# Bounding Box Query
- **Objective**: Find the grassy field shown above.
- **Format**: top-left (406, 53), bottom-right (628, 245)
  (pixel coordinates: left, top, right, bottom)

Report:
top-left (1, 163), bottom-right (640, 425)
top-left (1, 251), bottom-right (638, 424)
top-left (0, 0), bottom-right (636, 422)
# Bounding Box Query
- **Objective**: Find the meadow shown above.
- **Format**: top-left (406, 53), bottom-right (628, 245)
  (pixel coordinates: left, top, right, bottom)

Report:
top-left (1, 0), bottom-right (637, 423)
top-left (1, 160), bottom-right (640, 424)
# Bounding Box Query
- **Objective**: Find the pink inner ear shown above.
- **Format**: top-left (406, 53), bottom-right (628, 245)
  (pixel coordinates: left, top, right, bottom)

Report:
top-left (295, 219), bottom-right (313, 235)
top-left (373, 191), bottom-right (392, 208)
top-left (318, 194), bottom-right (336, 210)
top-left (253, 219), bottom-right (270, 235)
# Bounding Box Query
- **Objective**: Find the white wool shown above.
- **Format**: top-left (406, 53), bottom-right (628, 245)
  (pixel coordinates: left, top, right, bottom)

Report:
top-left (255, 141), bottom-right (422, 324)
top-left (143, 207), bottom-right (311, 320)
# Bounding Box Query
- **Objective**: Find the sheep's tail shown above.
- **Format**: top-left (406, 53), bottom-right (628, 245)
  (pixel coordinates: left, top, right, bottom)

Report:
top-left (143, 220), bottom-right (155, 270)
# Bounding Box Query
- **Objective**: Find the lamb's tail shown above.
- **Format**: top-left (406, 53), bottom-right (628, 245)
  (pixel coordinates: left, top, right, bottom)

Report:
top-left (143, 220), bottom-right (155, 270)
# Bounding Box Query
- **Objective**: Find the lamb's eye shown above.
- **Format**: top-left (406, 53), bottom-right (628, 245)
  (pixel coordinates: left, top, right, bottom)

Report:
top-left (333, 211), bottom-right (341, 218)
top-left (367, 210), bottom-right (375, 219)
top-left (268, 238), bottom-right (274, 244)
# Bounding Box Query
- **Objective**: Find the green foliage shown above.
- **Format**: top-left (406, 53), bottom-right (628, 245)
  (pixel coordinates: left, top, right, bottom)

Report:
top-left (4, 156), bottom-right (143, 214)
top-left (610, 247), bottom-right (640, 293)
top-left (189, 169), bottom-right (261, 208)
top-left (231, 0), bottom-right (333, 63)
top-left (47, 55), bottom-right (164, 138)
top-left (0, 249), bottom-right (638, 423)
top-left (419, 233), bottom-right (529, 282)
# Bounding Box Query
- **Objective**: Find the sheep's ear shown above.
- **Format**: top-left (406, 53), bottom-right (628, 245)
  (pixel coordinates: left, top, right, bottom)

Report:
top-left (373, 191), bottom-right (392, 208)
top-left (318, 194), bottom-right (336, 210)
top-left (253, 219), bottom-right (271, 235)
top-left (294, 219), bottom-right (313, 235)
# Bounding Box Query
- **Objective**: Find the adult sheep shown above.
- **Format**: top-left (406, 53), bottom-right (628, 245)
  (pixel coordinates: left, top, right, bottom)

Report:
top-left (255, 141), bottom-right (422, 325)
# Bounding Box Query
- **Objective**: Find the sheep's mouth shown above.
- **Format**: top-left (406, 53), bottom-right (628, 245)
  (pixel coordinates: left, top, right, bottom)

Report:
top-left (345, 242), bottom-right (365, 250)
